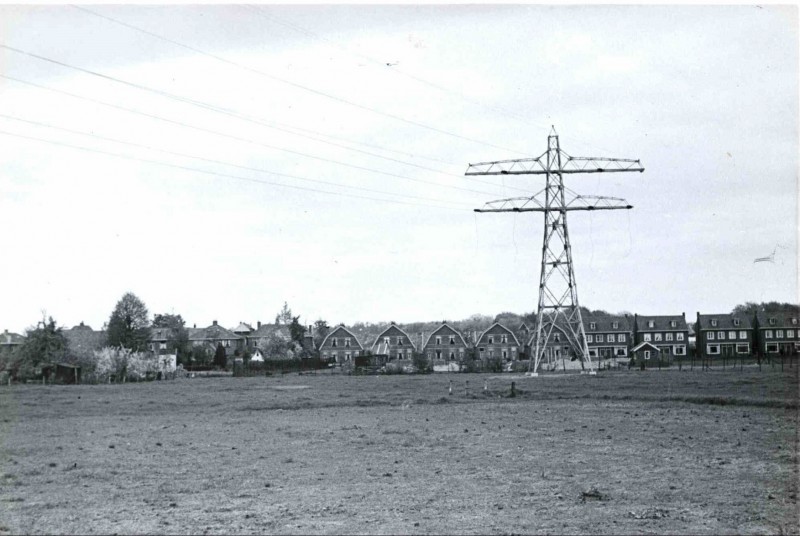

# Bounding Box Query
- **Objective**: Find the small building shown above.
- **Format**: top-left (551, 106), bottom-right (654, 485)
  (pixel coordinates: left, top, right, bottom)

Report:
top-left (319, 325), bottom-right (363, 363)
top-left (630, 341), bottom-right (662, 368)
top-left (148, 327), bottom-right (175, 354)
top-left (371, 323), bottom-right (416, 361)
top-left (696, 312), bottom-right (755, 359)
top-left (634, 313), bottom-right (689, 360)
top-left (1, 329), bottom-right (25, 355)
top-left (754, 310), bottom-right (800, 357)
top-left (423, 322), bottom-right (469, 362)
top-left (476, 323), bottom-right (520, 363)
top-left (41, 362), bottom-right (81, 384)
top-left (188, 320), bottom-right (243, 357)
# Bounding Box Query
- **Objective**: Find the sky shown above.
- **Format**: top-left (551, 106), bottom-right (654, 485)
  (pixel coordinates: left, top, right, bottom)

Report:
top-left (0, 4), bottom-right (797, 334)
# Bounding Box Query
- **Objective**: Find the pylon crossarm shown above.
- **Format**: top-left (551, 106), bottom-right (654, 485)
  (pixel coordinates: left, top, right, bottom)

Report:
top-left (465, 151), bottom-right (549, 175)
top-left (560, 154), bottom-right (644, 174)
top-left (564, 193), bottom-right (633, 211)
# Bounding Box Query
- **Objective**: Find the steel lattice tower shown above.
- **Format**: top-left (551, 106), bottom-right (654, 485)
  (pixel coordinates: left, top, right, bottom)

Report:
top-left (467, 128), bottom-right (644, 375)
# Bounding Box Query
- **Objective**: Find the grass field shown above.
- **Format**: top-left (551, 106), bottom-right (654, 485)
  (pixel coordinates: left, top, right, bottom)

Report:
top-left (0, 367), bottom-right (798, 535)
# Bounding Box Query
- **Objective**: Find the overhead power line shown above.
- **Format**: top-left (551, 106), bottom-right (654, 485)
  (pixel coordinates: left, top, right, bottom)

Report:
top-left (69, 5), bottom-right (535, 157)
top-left (0, 73), bottom-right (508, 198)
top-left (0, 127), bottom-right (468, 212)
top-left (0, 113), bottom-right (475, 208)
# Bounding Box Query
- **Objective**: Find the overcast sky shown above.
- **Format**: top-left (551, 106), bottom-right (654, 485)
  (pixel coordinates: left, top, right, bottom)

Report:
top-left (0, 4), bottom-right (797, 334)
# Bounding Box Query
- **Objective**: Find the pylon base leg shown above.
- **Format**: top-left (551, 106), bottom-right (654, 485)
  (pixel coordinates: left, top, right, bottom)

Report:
top-left (526, 372), bottom-right (539, 377)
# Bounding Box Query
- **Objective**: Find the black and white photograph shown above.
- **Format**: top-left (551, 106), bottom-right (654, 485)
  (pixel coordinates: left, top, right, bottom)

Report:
top-left (0, 3), bottom-right (797, 534)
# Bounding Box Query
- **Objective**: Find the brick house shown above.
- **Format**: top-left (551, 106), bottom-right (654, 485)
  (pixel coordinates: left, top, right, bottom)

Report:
top-left (633, 313), bottom-right (689, 359)
top-left (476, 323), bottom-right (520, 363)
top-left (754, 310), bottom-right (800, 357)
top-left (319, 325), bottom-right (363, 363)
top-left (422, 322), bottom-right (469, 362)
top-left (371, 323), bottom-right (416, 361)
top-left (584, 315), bottom-right (633, 362)
top-left (696, 312), bottom-right (755, 359)
top-left (188, 320), bottom-right (243, 357)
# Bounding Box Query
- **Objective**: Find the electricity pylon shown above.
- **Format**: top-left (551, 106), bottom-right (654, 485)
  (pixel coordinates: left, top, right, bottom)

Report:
top-left (467, 128), bottom-right (643, 375)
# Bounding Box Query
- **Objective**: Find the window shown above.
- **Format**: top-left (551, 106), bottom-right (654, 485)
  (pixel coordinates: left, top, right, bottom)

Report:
top-left (727, 331), bottom-right (735, 340)
top-left (776, 330), bottom-right (784, 338)
top-left (587, 334), bottom-right (593, 343)
top-left (612, 322), bottom-right (619, 329)
top-left (736, 344), bottom-right (749, 354)
top-left (511, 347), bottom-right (517, 354)
top-left (711, 319), bottom-right (718, 327)
top-left (788, 330), bottom-right (795, 338)
top-left (707, 344), bottom-right (720, 355)
top-left (717, 331), bottom-right (725, 340)
top-left (769, 318), bottom-right (776, 326)
top-left (674, 346), bottom-right (686, 356)
top-left (397, 337), bottom-right (403, 346)
top-left (224, 340), bottom-right (230, 348)
top-left (553, 333), bottom-right (561, 342)
top-left (589, 349), bottom-right (598, 358)
top-left (501, 334), bottom-right (508, 343)
top-left (159, 342), bottom-right (166, 350)
top-left (449, 352), bottom-right (456, 361)
top-left (332, 338), bottom-right (338, 347)
top-left (488, 350), bottom-right (494, 358)
top-left (488, 335), bottom-right (494, 344)
top-left (792, 318), bottom-right (798, 325)
top-left (479, 347), bottom-right (485, 354)
top-left (666, 333), bottom-right (673, 341)
top-left (670, 321), bottom-right (677, 328)
top-left (654, 333), bottom-right (663, 342)
top-left (345, 338), bottom-right (351, 348)
top-left (396, 352), bottom-right (403, 360)
top-left (708, 332), bottom-right (716, 341)
top-left (589, 322), bottom-right (596, 330)
top-left (383, 336), bottom-right (390, 345)
top-left (733, 318), bottom-right (740, 327)
top-left (449, 335), bottom-right (455, 345)
top-left (765, 330), bottom-right (773, 339)
top-left (345, 352), bottom-right (351, 361)
top-left (616, 347), bottom-right (627, 356)
top-left (619, 334), bottom-right (626, 342)
top-left (596, 334), bottom-right (604, 343)
top-left (660, 346), bottom-right (671, 355)
top-left (149, 343), bottom-right (155, 351)
top-left (502, 350), bottom-right (508, 359)
top-left (677, 333), bottom-right (685, 341)
top-left (739, 331), bottom-right (747, 340)
top-left (766, 343), bottom-right (778, 353)
top-left (607, 334), bottom-right (615, 343)
top-left (648, 321), bottom-right (655, 328)
top-left (643, 333), bottom-right (651, 342)
top-left (253, 340), bottom-right (259, 348)
top-left (644, 351), bottom-right (651, 360)
top-left (435, 336), bottom-right (442, 345)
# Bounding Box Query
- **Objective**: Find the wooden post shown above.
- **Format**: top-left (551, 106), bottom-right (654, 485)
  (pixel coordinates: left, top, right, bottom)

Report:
top-left (484, 379), bottom-right (488, 392)
top-left (448, 379), bottom-right (452, 396)
top-left (465, 380), bottom-right (469, 397)
top-left (510, 381), bottom-right (516, 398)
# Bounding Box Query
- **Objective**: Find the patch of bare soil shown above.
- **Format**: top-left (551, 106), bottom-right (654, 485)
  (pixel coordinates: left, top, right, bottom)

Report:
top-left (0, 368), bottom-right (797, 534)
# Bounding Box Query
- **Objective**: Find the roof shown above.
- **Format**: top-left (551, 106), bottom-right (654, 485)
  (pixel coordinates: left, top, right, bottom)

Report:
top-left (149, 327), bottom-right (176, 341)
top-left (188, 323), bottom-right (242, 341)
top-left (62, 327), bottom-right (106, 356)
top-left (697, 313), bottom-right (753, 331)
top-left (1, 330), bottom-right (25, 345)
top-left (422, 323), bottom-right (468, 349)
top-left (526, 323), bottom-right (570, 347)
top-left (477, 323), bottom-right (521, 346)
top-left (755, 310), bottom-right (800, 329)
top-left (583, 315), bottom-right (632, 332)
top-left (232, 322), bottom-right (254, 334)
top-left (248, 323), bottom-right (291, 340)
top-left (631, 341), bottom-right (662, 353)
top-left (319, 325), bottom-right (363, 350)
top-left (635, 315), bottom-right (688, 331)
top-left (371, 324), bottom-right (416, 352)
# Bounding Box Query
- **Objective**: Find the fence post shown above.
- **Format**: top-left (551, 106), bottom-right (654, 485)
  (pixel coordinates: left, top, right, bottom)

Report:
top-left (510, 381), bottom-right (516, 398)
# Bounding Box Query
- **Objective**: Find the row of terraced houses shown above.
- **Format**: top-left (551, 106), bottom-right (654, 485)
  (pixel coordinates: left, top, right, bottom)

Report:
top-left (2, 310), bottom-right (799, 366)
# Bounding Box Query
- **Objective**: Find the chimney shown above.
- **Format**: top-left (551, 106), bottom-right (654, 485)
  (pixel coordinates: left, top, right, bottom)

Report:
top-left (193, 323), bottom-right (196, 329)
top-left (257, 321), bottom-right (261, 329)
top-left (213, 320), bottom-right (218, 326)
top-left (80, 321), bottom-right (84, 327)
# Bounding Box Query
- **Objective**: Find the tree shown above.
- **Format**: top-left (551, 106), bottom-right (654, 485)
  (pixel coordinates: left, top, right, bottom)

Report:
top-left (14, 316), bottom-right (69, 379)
top-left (275, 302), bottom-right (293, 325)
top-left (313, 319), bottom-right (330, 350)
top-left (107, 292), bottom-right (150, 352)
top-left (152, 313), bottom-right (190, 364)
top-left (213, 343), bottom-right (227, 369)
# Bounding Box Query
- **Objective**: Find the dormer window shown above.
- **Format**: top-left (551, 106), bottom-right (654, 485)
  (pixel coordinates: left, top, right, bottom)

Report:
top-left (792, 318), bottom-right (798, 325)
top-left (769, 318), bottom-right (776, 326)
top-left (589, 322), bottom-right (596, 330)
top-left (332, 338), bottom-right (338, 347)
top-left (435, 336), bottom-right (442, 345)
top-left (449, 335), bottom-right (455, 345)
top-left (384, 337), bottom-right (390, 345)
top-left (488, 335), bottom-right (494, 344)
top-left (501, 334), bottom-right (508, 344)
top-left (397, 337), bottom-right (403, 346)
top-left (612, 322), bottom-right (619, 329)
top-left (345, 338), bottom-right (351, 348)
top-left (711, 319), bottom-right (718, 327)
top-left (647, 321), bottom-right (654, 329)
top-left (670, 321), bottom-right (677, 328)
top-left (733, 319), bottom-right (740, 327)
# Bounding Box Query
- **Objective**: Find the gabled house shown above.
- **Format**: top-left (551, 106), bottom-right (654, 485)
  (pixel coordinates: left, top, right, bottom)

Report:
top-left (371, 323), bottom-right (416, 361)
top-left (584, 315), bottom-right (632, 361)
top-left (526, 323), bottom-right (579, 370)
top-left (422, 322), bottom-right (469, 362)
top-left (754, 310), bottom-right (800, 357)
top-left (319, 325), bottom-right (363, 363)
top-left (148, 327), bottom-right (175, 354)
top-left (696, 312), bottom-right (754, 359)
top-left (634, 313), bottom-right (689, 359)
top-left (188, 320), bottom-right (243, 357)
top-left (232, 322), bottom-right (254, 337)
top-left (0, 329), bottom-right (25, 355)
top-left (476, 323), bottom-right (520, 363)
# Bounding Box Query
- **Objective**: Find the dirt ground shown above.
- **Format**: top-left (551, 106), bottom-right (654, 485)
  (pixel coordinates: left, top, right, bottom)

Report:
top-left (0, 367), bottom-right (797, 535)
